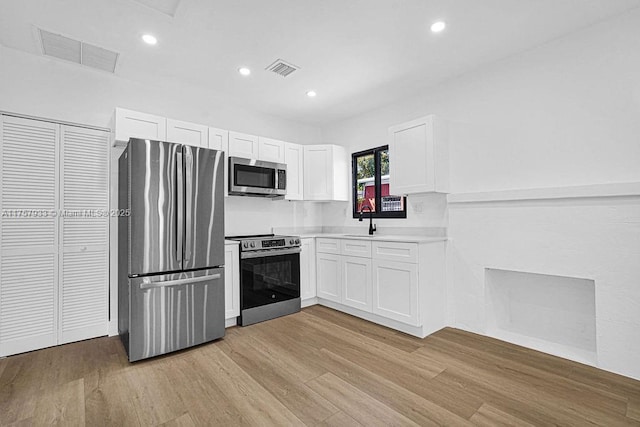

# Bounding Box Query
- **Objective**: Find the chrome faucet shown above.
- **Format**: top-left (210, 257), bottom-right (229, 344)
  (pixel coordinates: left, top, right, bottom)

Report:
top-left (358, 206), bottom-right (376, 235)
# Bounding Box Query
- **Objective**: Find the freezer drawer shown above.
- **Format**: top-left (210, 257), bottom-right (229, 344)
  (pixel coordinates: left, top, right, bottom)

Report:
top-left (123, 268), bottom-right (225, 362)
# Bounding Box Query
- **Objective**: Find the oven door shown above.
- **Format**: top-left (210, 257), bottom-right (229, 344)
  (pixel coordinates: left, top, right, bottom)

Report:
top-left (240, 248), bottom-right (300, 310)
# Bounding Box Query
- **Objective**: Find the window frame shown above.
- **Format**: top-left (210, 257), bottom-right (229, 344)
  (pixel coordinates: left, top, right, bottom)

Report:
top-left (352, 145), bottom-right (407, 219)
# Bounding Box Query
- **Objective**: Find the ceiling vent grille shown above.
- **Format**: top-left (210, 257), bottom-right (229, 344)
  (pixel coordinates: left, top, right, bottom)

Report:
top-left (265, 59), bottom-right (299, 77)
top-left (39, 29), bottom-right (119, 73)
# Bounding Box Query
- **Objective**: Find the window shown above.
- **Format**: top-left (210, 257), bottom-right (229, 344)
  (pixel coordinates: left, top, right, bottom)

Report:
top-left (352, 145), bottom-right (406, 219)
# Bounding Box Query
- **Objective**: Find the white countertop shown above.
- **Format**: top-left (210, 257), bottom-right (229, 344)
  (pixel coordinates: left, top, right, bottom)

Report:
top-left (299, 233), bottom-right (447, 243)
top-left (224, 239), bottom-right (239, 245)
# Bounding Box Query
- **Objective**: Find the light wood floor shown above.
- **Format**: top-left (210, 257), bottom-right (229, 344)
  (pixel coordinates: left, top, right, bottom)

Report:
top-left (2, 305), bottom-right (640, 426)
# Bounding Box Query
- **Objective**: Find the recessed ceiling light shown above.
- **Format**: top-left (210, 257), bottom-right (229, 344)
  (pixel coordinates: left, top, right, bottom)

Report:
top-left (306, 90), bottom-right (317, 98)
top-left (238, 67), bottom-right (251, 76)
top-left (142, 34), bottom-right (157, 45)
top-left (430, 21), bottom-right (446, 33)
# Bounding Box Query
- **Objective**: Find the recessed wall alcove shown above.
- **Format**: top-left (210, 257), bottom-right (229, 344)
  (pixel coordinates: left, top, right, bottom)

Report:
top-left (485, 268), bottom-right (597, 365)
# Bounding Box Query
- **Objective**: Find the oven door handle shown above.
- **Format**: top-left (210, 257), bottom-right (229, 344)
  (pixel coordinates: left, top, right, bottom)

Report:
top-left (240, 247), bottom-right (301, 259)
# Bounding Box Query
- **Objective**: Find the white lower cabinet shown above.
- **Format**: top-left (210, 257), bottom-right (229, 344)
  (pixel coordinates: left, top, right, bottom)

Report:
top-left (224, 243), bottom-right (240, 321)
top-left (315, 236), bottom-right (446, 337)
top-left (372, 259), bottom-right (419, 326)
top-left (300, 237), bottom-right (316, 303)
top-left (316, 253), bottom-right (341, 303)
top-left (342, 256), bottom-right (372, 312)
top-left (316, 238), bottom-right (372, 312)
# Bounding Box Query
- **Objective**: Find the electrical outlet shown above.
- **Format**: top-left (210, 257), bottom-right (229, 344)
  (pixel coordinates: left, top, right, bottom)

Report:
top-left (413, 202), bottom-right (424, 213)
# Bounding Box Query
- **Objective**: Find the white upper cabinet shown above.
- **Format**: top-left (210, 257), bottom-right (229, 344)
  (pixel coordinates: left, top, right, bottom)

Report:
top-left (114, 108), bottom-right (166, 143)
top-left (388, 115), bottom-right (449, 194)
top-left (209, 127), bottom-right (230, 197)
top-left (284, 142), bottom-right (304, 200)
top-left (228, 131), bottom-right (259, 159)
top-left (258, 137), bottom-right (285, 163)
top-left (166, 118), bottom-right (208, 147)
top-left (208, 127), bottom-right (229, 151)
top-left (303, 144), bottom-right (348, 201)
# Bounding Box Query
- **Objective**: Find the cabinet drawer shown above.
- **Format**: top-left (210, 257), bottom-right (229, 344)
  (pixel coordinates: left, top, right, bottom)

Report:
top-left (341, 239), bottom-right (371, 258)
top-left (316, 238), bottom-right (341, 254)
top-left (372, 241), bottom-right (418, 263)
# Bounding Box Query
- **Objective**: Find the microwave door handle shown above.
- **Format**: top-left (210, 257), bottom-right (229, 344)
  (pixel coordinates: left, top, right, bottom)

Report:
top-left (184, 147), bottom-right (193, 262)
top-left (176, 149), bottom-right (184, 265)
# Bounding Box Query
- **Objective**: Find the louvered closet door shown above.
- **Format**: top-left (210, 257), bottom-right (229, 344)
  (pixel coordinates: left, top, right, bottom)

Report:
top-left (59, 125), bottom-right (109, 344)
top-left (0, 116), bottom-right (59, 357)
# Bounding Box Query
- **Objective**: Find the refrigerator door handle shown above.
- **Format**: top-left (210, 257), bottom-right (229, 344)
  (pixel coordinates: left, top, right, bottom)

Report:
top-left (139, 273), bottom-right (222, 290)
top-left (184, 147), bottom-right (193, 262)
top-left (176, 150), bottom-right (184, 264)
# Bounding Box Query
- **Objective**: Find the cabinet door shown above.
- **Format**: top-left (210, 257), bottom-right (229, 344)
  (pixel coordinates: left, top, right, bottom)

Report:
top-left (258, 137), bottom-right (285, 163)
top-left (59, 125), bottom-right (109, 344)
top-left (303, 145), bottom-right (333, 200)
top-left (388, 115), bottom-right (450, 194)
top-left (372, 259), bottom-right (419, 326)
top-left (342, 255), bottom-right (372, 312)
top-left (284, 142), bottom-right (304, 201)
top-left (208, 127), bottom-right (229, 151)
top-left (228, 131), bottom-right (258, 159)
top-left (300, 238), bottom-right (316, 301)
top-left (0, 116), bottom-right (59, 356)
top-left (208, 127), bottom-right (229, 197)
top-left (316, 253), bottom-right (341, 303)
top-left (224, 244), bottom-right (240, 319)
top-left (114, 108), bottom-right (166, 143)
top-left (166, 119), bottom-right (208, 147)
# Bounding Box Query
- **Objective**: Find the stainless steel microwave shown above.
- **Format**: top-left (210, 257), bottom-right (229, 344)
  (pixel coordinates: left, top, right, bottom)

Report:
top-left (229, 157), bottom-right (287, 197)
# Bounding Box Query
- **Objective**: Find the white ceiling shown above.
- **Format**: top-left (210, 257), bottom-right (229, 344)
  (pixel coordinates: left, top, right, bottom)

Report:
top-left (1, 0), bottom-right (640, 125)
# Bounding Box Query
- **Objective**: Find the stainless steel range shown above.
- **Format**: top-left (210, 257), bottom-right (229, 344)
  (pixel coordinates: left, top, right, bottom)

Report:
top-left (227, 234), bottom-right (301, 326)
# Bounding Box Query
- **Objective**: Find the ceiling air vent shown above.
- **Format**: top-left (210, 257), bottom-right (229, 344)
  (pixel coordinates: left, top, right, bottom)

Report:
top-left (265, 59), bottom-right (299, 77)
top-left (39, 28), bottom-right (119, 73)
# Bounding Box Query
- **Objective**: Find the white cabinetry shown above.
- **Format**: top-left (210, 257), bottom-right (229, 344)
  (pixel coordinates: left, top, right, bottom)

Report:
top-left (208, 127), bottom-right (229, 151)
top-left (372, 259), bottom-right (418, 326)
top-left (0, 115), bottom-right (109, 357)
top-left (316, 238), bottom-right (372, 312)
top-left (388, 115), bottom-right (448, 194)
top-left (224, 242), bottom-right (240, 324)
top-left (315, 236), bottom-right (446, 337)
top-left (284, 142), bottom-right (304, 201)
top-left (303, 145), bottom-right (348, 201)
top-left (258, 137), bottom-right (285, 163)
top-left (166, 118), bottom-right (208, 147)
top-left (208, 127), bottom-right (230, 197)
top-left (342, 256), bottom-right (372, 312)
top-left (114, 108), bottom-right (166, 143)
top-left (316, 252), bottom-right (341, 303)
top-left (228, 131), bottom-right (259, 159)
top-left (300, 237), bottom-right (316, 305)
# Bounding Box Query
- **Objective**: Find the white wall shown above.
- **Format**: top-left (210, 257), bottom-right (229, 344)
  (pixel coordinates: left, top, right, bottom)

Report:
top-left (322, 8), bottom-right (640, 197)
top-left (321, 9), bottom-right (640, 379)
top-left (0, 44), bottom-right (325, 236)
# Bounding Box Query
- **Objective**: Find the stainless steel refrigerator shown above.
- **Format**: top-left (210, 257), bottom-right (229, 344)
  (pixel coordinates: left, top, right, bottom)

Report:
top-left (118, 138), bottom-right (225, 362)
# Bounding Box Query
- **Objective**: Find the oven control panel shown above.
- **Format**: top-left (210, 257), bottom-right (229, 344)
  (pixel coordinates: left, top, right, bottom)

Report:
top-left (235, 235), bottom-right (301, 251)
top-left (262, 239), bottom-right (285, 248)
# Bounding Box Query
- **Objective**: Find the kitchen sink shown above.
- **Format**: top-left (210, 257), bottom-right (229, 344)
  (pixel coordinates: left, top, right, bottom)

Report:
top-left (342, 234), bottom-right (379, 238)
